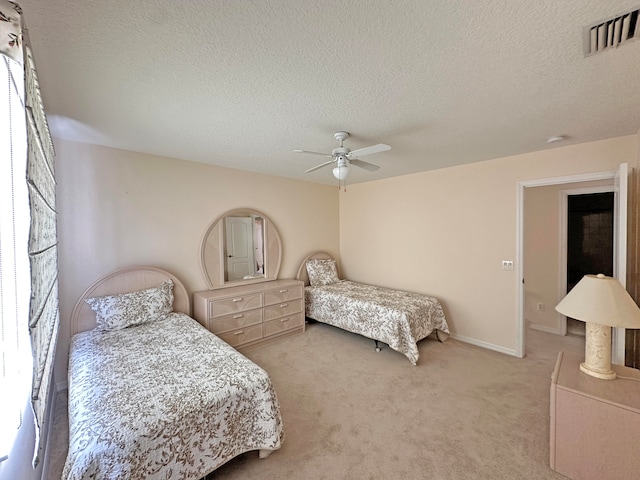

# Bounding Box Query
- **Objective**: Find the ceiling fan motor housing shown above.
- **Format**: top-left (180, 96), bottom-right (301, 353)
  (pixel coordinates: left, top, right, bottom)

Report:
top-left (335, 155), bottom-right (348, 167)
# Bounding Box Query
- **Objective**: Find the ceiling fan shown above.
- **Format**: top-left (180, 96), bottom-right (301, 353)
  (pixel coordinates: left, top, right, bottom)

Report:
top-left (294, 131), bottom-right (390, 182)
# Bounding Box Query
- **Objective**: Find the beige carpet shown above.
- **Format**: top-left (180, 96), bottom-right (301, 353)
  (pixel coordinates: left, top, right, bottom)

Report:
top-left (47, 324), bottom-right (584, 479)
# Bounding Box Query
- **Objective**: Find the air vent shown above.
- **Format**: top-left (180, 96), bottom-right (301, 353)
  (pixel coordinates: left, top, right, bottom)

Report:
top-left (584, 7), bottom-right (640, 55)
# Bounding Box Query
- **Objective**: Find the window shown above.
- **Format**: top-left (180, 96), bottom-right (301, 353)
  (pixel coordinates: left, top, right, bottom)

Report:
top-left (1, 4), bottom-right (59, 467)
top-left (0, 55), bottom-right (31, 461)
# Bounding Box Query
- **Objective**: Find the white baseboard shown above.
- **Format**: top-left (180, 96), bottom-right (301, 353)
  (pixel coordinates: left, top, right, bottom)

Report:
top-left (449, 333), bottom-right (517, 357)
top-left (529, 323), bottom-right (563, 335)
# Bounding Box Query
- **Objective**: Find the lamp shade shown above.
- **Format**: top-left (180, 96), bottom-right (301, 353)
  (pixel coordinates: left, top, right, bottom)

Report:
top-left (555, 274), bottom-right (640, 328)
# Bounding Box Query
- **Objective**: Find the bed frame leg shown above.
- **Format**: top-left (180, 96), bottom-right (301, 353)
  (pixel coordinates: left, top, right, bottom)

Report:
top-left (259, 449), bottom-right (273, 459)
top-left (374, 340), bottom-right (382, 352)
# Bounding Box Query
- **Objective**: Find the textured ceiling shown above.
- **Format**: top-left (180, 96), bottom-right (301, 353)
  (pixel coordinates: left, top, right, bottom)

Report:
top-left (18, 0), bottom-right (640, 185)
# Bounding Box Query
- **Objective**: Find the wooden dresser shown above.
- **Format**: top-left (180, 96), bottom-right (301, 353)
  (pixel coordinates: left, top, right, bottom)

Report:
top-left (193, 279), bottom-right (305, 350)
top-left (550, 351), bottom-right (640, 480)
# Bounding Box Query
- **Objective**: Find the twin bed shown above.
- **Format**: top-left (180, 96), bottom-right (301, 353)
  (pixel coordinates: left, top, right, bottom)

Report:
top-left (297, 252), bottom-right (450, 365)
top-left (63, 266), bottom-right (283, 480)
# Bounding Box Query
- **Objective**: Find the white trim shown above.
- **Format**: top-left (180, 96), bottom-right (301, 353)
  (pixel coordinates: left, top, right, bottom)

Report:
top-left (557, 187), bottom-right (567, 336)
top-left (518, 170), bottom-right (617, 188)
top-left (612, 163), bottom-right (629, 365)
top-left (449, 333), bottom-right (518, 357)
top-left (516, 170), bottom-right (617, 358)
top-left (516, 183), bottom-right (525, 358)
top-left (529, 323), bottom-right (564, 335)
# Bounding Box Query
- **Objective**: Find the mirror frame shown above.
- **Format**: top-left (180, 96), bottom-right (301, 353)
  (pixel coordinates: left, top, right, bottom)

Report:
top-left (200, 208), bottom-right (282, 290)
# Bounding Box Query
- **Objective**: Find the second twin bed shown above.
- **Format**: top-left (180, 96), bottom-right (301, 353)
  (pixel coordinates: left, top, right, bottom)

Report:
top-left (297, 251), bottom-right (450, 365)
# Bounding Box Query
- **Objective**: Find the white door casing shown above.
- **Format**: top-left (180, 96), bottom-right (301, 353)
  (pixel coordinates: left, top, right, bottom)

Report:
top-left (612, 162), bottom-right (629, 365)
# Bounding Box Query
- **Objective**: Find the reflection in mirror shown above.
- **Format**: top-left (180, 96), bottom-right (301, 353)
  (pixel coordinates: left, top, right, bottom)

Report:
top-left (201, 208), bottom-right (282, 290)
top-left (224, 215), bottom-right (265, 282)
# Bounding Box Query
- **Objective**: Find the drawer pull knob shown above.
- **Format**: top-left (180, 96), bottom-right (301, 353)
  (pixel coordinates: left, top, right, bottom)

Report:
top-left (234, 330), bottom-right (244, 335)
top-left (232, 297), bottom-right (243, 302)
top-left (280, 318), bottom-right (289, 322)
top-left (233, 314), bottom-right (244, 319)
top-left (280, 303), bottom-right (288, 308)
top-left (279, 289), bottom-right (288, 293)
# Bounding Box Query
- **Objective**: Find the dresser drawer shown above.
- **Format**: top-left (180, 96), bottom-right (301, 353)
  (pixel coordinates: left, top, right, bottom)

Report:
top-left (263, 298), bottom-right (303, 321)
top-left (217, 323), bottom-right (263, 347)
top-left (208, 308), bottom-right (262, 335)
top-left (264, 313), bottom-right (304, 337)
top-left (264, 285), bottom-right (303, 306)
top-left (209, 293), bottom-right (262, 318)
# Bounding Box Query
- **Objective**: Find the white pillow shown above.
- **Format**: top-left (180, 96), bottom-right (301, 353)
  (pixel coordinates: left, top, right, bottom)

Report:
top-left (306, 259), bottom-right (340, 286)
top-left (85, 279), bottom-right (174, 331)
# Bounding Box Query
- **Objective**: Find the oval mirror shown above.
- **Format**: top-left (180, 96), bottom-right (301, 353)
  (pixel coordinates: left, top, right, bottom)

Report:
top-left (200, 208), bottom-right (282, 289)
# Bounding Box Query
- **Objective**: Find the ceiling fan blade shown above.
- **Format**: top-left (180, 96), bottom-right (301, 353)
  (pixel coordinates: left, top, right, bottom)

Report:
top-left (347, 143), bottom-right (391, 158)
top-left (305, 160), bottom-right (335, 173)
top-left (294, 149), bottom-right (333, 157)
top-left (350, 158), bottom-right (380, 172)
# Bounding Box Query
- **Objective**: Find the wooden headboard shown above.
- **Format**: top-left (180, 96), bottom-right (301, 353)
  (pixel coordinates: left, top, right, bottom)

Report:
top-left (70, 266), bottom-right (191, 335)
top-left (295, 251), bottom-right (341, 286)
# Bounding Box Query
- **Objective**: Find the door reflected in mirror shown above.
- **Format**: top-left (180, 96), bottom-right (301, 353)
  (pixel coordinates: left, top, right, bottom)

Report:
top-left (224, 215), bottom-right (265, 281)
top-left (200, 208), bottom-right (282, 290)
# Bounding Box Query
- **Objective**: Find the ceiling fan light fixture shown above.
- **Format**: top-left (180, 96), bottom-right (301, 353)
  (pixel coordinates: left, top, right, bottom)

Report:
top-left (333, 164), bottom-right (350, 180)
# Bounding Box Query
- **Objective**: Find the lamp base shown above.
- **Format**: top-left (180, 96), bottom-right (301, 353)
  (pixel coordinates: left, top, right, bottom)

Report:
top-left (579, 361), bottom-right (616, 380)
top-left (581, 322), bottom-right (616, 380)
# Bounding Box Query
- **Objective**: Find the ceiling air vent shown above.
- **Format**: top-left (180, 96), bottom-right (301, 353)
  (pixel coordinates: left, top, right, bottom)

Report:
top-left (584, 7), bottom-right (640, 56)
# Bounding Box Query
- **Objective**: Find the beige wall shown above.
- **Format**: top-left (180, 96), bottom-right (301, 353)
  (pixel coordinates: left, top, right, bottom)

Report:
top-left (524, 180), bottom-right (613, 334)
top-left (339, 135), bottom-right (638, 354)
top-left (54, 138), bottom-right (339, 386)
top-left (524, 184), bottom-right (563, 332)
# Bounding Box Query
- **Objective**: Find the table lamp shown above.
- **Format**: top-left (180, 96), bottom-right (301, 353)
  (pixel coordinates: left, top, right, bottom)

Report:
top-left (555, 273), bottom-right (640, 380)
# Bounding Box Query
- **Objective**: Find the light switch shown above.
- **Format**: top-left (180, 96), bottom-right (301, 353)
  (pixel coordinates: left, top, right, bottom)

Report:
top-left (501, 260), bottom-right (514, 270)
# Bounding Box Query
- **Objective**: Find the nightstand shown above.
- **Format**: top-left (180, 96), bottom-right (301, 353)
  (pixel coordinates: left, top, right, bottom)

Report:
top-left (550, 351), bottom-right (640, 480)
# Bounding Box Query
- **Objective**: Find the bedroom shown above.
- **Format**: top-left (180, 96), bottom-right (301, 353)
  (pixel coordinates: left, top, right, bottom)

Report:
top-left (2, 1), bottom-right (640, 479)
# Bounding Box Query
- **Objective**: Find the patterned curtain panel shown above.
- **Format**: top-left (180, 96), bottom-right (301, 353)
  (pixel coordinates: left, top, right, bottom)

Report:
top-left (0, 0), bottom-right (59, 467)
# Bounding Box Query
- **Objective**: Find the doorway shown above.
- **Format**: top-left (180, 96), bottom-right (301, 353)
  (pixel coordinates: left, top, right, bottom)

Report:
top-left (516, 165), bottom-right (628, 360)
top-left (565, 192), bottom-right (614, 336)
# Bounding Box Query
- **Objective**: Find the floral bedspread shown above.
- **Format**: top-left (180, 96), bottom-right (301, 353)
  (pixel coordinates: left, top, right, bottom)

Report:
top-left (63, 313), bottom-right (284, 479)
top-left (305, 281), bottom-right (449, 365)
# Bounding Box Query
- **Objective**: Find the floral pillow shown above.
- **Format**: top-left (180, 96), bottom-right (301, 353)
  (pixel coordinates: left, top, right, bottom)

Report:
top-left (306, 259), bottom-right (340, 286)
top-left (86, 279), bottom-right (174, 331)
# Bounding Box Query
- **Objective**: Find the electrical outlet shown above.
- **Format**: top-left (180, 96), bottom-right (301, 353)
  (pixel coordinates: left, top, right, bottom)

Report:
top-left (501, 260), bottom-right (514, 270)
top-left (537, 303), bottom-right (544, 311)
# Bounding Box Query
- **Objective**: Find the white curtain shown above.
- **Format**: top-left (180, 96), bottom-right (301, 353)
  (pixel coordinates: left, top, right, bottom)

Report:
top-left (0, 0), bottom-right (59, 467)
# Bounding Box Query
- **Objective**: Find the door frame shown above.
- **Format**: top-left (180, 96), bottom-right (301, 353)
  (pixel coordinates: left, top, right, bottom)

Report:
top-left (558, 185), bottom-right (615, 336)
top-left (516, 169), bottom-right (619, 358)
